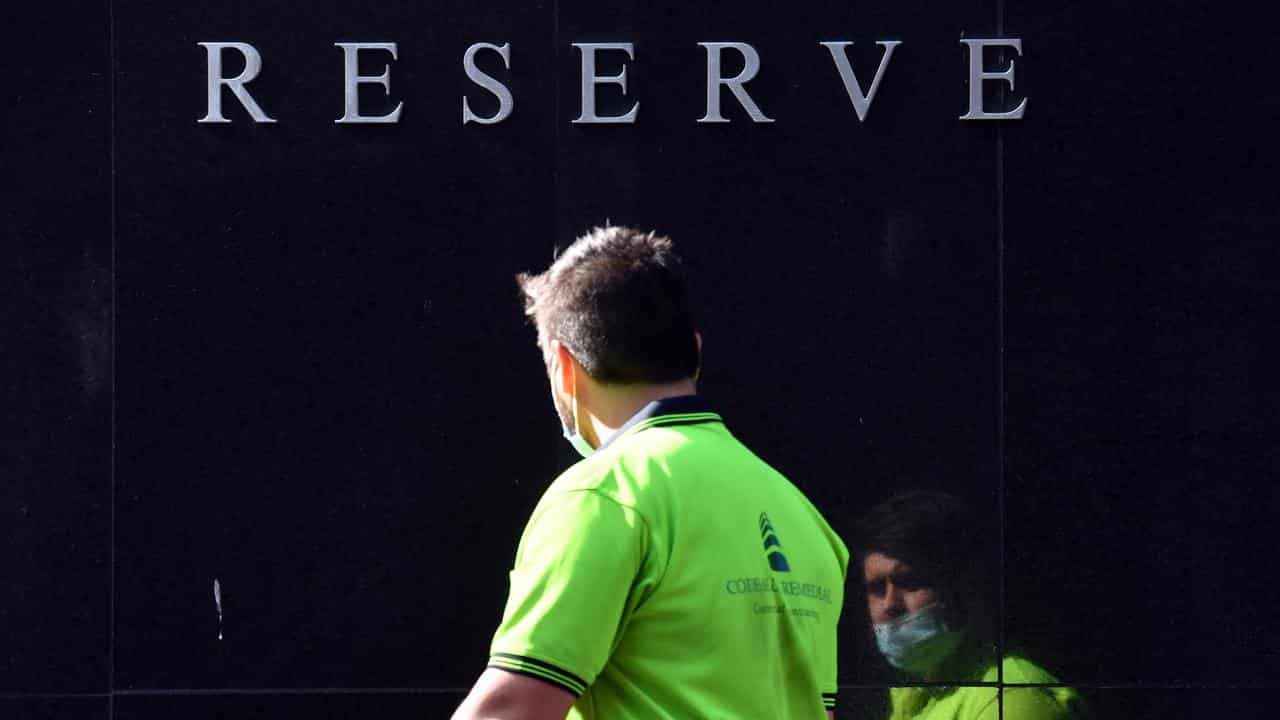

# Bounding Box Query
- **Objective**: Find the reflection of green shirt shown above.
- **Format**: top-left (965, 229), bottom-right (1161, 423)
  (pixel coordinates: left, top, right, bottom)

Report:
top-left (889, 656), bottom-right (1082, 720)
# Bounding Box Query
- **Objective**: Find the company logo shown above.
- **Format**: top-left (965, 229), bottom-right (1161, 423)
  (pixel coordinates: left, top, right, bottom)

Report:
top-left (759, 512), bottom-right (791, 573)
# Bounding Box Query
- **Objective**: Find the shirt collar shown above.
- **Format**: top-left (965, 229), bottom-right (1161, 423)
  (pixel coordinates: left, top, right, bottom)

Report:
top-left (596, 394), bottom-right (722, 452)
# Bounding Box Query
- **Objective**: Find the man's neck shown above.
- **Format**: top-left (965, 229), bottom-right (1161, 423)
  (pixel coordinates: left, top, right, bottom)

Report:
top-left (583, 379), bottom-right (698, 447)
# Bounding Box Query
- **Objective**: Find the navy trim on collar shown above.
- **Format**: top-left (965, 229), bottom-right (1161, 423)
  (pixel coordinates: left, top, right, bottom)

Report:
top-left (596, 394), bottom-right (719, 452)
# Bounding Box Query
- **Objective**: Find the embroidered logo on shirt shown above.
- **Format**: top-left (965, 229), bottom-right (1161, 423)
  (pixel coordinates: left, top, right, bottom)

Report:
top-left (759, 512), bottom-right (791, 572)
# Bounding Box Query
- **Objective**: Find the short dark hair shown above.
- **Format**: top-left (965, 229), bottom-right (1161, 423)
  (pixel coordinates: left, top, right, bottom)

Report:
top-left (855, 491), bottom-right (992, 629)
top-left (516, 226), bottom-right (699, 384)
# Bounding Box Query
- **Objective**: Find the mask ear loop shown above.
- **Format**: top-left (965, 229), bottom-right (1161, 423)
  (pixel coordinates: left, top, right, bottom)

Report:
top-left (569, 354), bottom-right (580, 437)
top-left (565, 344), bottom-right (587, 446)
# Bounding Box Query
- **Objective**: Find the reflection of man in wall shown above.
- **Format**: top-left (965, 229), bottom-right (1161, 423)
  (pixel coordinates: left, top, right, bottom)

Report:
top-left (452, 226), bottom-right (849, 720)
top-left (857, 492), bottom-right (1083, 720)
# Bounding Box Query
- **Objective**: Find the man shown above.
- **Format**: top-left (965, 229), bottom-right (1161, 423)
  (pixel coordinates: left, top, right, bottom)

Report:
top-left (856, 492), bottom-right (1084, 720)
top-left (452, 226), bottom-right (849, 720)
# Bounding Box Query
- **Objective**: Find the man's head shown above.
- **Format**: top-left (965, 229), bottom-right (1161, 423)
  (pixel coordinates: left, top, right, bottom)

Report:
top-left (855, 491), bottom-right (992, 673)
top-left (516, 226), bottom-right (700, 450)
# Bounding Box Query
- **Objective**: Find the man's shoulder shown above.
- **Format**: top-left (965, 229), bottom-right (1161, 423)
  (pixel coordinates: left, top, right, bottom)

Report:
top-left (546, 453), bottom-right (615, 493)
top-left (545, 441), bottom-right (641, 494)
top-left (981, 657), bottom-right (1083, 719)
top-left (547, 421), bottom-right (731, 495)
top-left (979, 654), bottom-right (1062, 685)
top-left (535, 445), bottom-right (655, 517)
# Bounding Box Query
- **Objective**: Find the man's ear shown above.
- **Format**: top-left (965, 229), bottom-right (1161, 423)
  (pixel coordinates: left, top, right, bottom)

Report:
top-left (553, 340), bottom-right (577, 394)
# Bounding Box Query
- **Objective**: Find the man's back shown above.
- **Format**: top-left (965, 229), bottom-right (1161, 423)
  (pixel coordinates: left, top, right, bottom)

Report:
top-left (489, 397), bottom-right (849, 719)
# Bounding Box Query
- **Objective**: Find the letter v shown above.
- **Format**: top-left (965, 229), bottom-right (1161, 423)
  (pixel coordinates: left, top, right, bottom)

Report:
top-left (820, 41), bottom-right (901, 122)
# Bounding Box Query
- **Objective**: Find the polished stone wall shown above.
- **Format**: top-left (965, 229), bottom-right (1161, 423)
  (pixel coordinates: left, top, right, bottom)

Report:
top-left (5, 1), bottom-right (1277, 717)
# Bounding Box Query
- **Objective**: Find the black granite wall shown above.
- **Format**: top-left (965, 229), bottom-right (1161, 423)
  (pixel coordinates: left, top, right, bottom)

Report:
top-left (5, 0), bottom-right (1278, 718)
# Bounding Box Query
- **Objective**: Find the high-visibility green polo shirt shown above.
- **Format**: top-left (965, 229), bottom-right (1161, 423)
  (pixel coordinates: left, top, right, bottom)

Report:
top-left (888, 655), bottom-right (1084, 720)
top-left (489, 396), bottom-right (849, 719)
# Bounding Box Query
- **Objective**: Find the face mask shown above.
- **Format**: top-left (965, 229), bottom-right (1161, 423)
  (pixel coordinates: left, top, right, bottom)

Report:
top-left (557, 352), bottom-right (595, 458)
top-left (873, 604), bottom-right (966, 674)
top-left (561, 420), bottom-right (595, 459)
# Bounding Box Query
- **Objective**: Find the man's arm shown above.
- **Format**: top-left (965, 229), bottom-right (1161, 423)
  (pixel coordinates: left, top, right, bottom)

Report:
top-left (451, 668), bottom-right (576, 720)
top-left (450, 669), bottom-right (835, 720)
top-left (473, 491), bottom-right (644, 718)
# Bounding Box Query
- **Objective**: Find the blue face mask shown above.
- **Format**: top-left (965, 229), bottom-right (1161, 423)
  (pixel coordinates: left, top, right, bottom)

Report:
top-left (873, 604), bottom-right (966, 674)
top-left (557, 352), bottom-right (595, 458)
top-left (561, 419), bottom-right (595, 458)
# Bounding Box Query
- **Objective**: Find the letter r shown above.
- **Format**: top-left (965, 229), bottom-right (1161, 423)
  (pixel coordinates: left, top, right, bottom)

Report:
top-left (198, 42), bottom-right (277, 123)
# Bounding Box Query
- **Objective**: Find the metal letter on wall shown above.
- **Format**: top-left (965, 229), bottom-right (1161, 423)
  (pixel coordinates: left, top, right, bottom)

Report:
top-left (697, 42), bottom-right (774, 123)
top-left (820, 40), bottom-right (901, 122)
top-left (462, 43), bottom-right (514, 125)
top-left (959, 38), bottom-right (1028, 120)
top-left (572, 43), bottom-right (639, 124)
top-left (197, 42), bottom-right (276, 123)
top-left (335, 42), bottom-right (404, 124)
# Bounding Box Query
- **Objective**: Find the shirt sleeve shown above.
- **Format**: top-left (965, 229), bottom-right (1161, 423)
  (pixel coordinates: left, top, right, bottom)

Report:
top-left (818, 521), bottom-right (848, 712)
top-left (817, 620), bottom-right (838, 712)
top-left (488, 488), bottom-right (649, 697)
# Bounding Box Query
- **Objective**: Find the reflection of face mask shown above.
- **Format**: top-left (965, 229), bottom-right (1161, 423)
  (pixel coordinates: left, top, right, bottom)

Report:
top-left (556, 354), bottom-right (595, 458)
top-left (873, 604), bottom-right (966, 674)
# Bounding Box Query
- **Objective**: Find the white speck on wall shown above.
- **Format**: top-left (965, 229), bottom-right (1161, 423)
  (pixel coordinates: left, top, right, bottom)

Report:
top-left (214, 578), bottom-right (224, 641)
